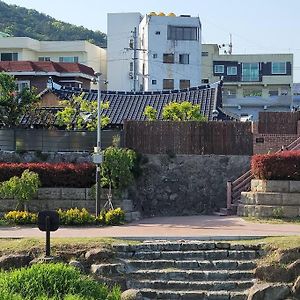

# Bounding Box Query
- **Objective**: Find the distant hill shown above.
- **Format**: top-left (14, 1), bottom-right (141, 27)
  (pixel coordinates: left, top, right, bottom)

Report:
top-left (0, 1), bottom-right (107, 47)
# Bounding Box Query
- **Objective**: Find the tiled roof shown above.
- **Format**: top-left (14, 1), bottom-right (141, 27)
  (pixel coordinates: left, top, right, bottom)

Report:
top-left (0, 61), bottom-right (94, 76)
top-left (20, 81), bottom-right (233, 128)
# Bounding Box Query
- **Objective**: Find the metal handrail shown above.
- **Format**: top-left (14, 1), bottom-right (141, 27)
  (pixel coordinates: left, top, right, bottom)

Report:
top-left (227, 135), bottom-right (300, 212)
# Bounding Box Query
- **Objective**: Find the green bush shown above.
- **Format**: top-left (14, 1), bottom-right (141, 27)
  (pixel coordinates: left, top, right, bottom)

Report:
top-left (0, 263), bottom-right (121, 300)
top-left (104, 208), bottom-right (125, 226)
top-left (57, 208), bottom-right (96, 226)
top-left (4, 211), bottom-right (37, 225)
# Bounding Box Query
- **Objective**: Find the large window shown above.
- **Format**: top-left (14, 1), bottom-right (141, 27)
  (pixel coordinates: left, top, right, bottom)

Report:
top-left (1, 52), bottom-right (18, 61)
top-left (214, 65), bottom-right (224, 74)
top-left (272, 62), bottom-right (286, 74)
top-left (59, 56), bottom-right (79, 63)
top-left (38, 57), bottom-right (51, 62)
top-left (180, 80), bottom-right (190, 89)
top-left (17, 80), bottom-right (30, 91)
top-left (163, 53), bottom-right (174, 64)
top-left (227, 66), bottom-right (237, 75)
top-left (163, 79), bottom-right (174, 90)
top-left (167, 26), bottom-right (199, 41)
top-left (179, 54), bottom-right (190, 64)
top-left (242, 63), bottom-right (259, 82)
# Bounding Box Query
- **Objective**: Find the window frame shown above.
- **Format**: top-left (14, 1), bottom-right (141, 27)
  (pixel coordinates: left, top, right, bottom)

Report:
top-left (163, 79), bottom-right (174, 90)
top-left (167, 25), bottom-right (199, 41)
top-left (214, 65), bottom-right (224, 74)
top-left (227, 66), bottom-right (237, 76)
top-left (1, 52), bottom-right (18, 61)
top-left (271, 62), bottom-right (287, 75)
top-left (179, 54), bottom-right (190, 65)
top-left (179, 79), bottom-right (190, 89)
top-left (163, 53), bottom-right (175, 64)
top-left (59, 56), bottom-right (79, 63)
top-left (38, 56), bottom-right (51, 62)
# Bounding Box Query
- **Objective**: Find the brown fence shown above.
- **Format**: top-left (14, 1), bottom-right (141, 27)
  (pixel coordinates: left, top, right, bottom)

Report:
top-left (258, 112), bottom-right (300, 134)
top-left (124, 121), bottom-right (253, 155)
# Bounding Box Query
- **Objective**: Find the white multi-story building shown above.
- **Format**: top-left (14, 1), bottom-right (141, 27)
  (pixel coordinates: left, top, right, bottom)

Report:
top-left (107, 12), bottom-right (202, 91)
top-left (0, 37), bottom-right (107, 88)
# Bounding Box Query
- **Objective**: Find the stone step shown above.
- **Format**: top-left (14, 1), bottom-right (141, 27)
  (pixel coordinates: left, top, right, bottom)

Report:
top-left (140, 289), bottom-right (248, 300)
top-left (113, 242), bottom-right (261, 253)
top-left (123, 259), bottom-right (257, 271)
top-left (129, 269), bottom-right (254, 282)
top-left (127, 279), bottom-right (255, 291)
top-left (117, 250), bottom-right (259, 261)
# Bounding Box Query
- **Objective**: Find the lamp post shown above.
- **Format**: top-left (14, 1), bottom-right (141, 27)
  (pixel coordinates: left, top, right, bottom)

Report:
top-left (92, 72), bottom-right (103, 217)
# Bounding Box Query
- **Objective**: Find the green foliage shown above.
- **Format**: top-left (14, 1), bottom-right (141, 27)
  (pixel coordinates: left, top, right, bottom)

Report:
top-left (0, 1), bottom-right (106, 47)
top-left (104, 208), bottom-right (125, 226)
top-left (162, 101), bottom-right (207, 121)
top-left (272, 207), bottom-right (284, 219)
top-left (144, 105), bottom-right (158, 121)
top-left (0, 169), bottom-right (41, 211)
top-left (101, 147), bottom-right (136, 200)
top-left (0, 73), bottom-right (39, 127)
top-left (0, 263), bottom-right (121, 299)
top-left (57, 208), bottom-right (96, 225)
top-left (56, 95), bottom-right (110, 131)
top-left (4, 211), bottom-right (37, 225)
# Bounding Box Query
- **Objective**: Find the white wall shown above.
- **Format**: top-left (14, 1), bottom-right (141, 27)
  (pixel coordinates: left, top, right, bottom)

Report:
top-left (107, 12), bottom-right (142, 91)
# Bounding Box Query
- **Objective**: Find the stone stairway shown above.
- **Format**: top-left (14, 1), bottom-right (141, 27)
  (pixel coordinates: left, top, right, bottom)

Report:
top-left (104, 241), bottom-right (262, 300)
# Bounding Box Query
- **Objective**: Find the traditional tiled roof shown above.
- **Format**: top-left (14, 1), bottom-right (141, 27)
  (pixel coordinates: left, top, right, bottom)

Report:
top-left (20, 81), bottom-right (233, 128)
top-left (0, 61), bottom-right (94, 76)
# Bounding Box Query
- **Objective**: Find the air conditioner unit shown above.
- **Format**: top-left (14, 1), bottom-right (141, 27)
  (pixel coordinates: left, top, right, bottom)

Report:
top-left (128, 72), bottom-right (133, 79)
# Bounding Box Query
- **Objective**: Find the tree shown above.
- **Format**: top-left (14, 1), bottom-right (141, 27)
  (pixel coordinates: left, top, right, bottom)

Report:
top-left (0, 73), bottom-right (39, 127)
top-left (144, 101), bottom-right (208, 122)
top-left (56, 95), bottom-right (110, 131)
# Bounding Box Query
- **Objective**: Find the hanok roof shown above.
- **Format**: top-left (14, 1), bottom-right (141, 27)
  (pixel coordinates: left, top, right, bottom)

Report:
top-left (0, 61), bottom-right (94, 77)
top-left (20, 81), bottom-right (232, 128)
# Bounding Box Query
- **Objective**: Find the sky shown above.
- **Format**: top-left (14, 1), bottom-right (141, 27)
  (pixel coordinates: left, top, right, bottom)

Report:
top-left (2, 0), bottom-right (300, 81)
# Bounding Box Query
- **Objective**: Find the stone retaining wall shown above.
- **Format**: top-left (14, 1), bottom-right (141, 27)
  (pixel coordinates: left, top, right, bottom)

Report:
top-left (238, 179), bottom-right (300, 218)
top-left (129, 154), bottom-right (251, 217)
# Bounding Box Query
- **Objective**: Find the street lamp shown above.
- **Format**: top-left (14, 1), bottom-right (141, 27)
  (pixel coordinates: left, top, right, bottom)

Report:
top-left (92, 72), bottom-right (103, 217)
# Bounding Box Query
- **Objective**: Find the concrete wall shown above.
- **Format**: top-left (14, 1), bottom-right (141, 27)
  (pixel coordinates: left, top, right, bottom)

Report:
top-left (128, 154), bottom-right (250, 217)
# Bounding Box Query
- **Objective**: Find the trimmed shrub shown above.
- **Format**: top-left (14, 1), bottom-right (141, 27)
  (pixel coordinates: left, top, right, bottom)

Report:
top-left (4, 211), bottom-right (37, 225)
top-left (0, 163), bottom-right (95, 188)
top-left (58, 208), bottom-right (96, 226)
top-left (0, 263), bottom-right (121, 300)
top-left (104, 208), bottom-right (125, 226)
top-left (252, 151), bottom-right (300, 180)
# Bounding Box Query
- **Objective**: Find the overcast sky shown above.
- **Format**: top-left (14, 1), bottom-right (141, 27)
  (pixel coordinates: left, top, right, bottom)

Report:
top-left (3, 0), bottom-right (300, 81)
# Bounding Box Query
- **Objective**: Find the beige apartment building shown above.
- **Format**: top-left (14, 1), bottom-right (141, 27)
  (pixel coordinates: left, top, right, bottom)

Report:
top-left (201, 44), bottom-right (293, 120)
top-left (0, 37), bottom-right (107, 88)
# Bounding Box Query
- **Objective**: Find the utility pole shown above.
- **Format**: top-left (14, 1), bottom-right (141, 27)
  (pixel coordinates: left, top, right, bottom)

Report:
top-left (133, 27), bottom-right (138, 92)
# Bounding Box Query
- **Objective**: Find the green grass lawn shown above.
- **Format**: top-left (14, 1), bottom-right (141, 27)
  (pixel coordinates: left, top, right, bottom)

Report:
top-left (244, 216), bottom-right (300, 225)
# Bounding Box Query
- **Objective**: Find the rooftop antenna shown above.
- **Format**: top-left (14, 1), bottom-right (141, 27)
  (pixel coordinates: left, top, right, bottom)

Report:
top-left (218, 34), bottom-right (233, 55)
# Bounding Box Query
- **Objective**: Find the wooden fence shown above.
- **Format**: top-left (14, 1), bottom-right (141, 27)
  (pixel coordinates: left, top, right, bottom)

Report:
top-left (124, 121), bottom-right (253, 155)
top-left (258, 112), bottom-right (300, 134)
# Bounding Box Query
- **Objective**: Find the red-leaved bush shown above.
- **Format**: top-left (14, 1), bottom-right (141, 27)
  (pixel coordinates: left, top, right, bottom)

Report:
top-left (251, 151), bottom-right (300, 180)
top-left (0, 163), bottom-right (96, 188)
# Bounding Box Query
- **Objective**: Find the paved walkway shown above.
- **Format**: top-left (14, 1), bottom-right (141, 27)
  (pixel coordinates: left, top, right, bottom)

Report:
top-left (0, 216), bottom-right (300, 239)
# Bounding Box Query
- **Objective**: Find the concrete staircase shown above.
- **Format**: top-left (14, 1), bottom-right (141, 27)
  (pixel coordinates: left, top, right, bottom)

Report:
top-left (108, 241), bottom-right (262, 300)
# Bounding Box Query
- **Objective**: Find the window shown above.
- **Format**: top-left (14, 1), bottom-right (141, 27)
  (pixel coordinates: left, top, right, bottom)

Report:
top-left (152, 80), bottom-right (157, 85)
top-left (202, 79), bottom-right (209, 84)
top-left (163, 53), bottom-right (174, 64)
top-left (1, 52), bottom-right (18, 61)
top-left (59, 56), bottom-right (79, 63)
top-left (180, 80), bottom-right (190, 89)
top-left (163, 79), bottom-right (174, 90)
top-left (272, 62), bottom-right (286, 74)
top-left (167, 26), bottom-right (199, 41)
top-left (243, 88), bottom-right (262, 97)
top-left (38, 57), bottom-right (51, 62)
top-left (242, 63), bottom-right (259, 82)
top-left (179, 54), bottom-right (189, 64)
top-left (17, 80), bottom-right (30, 91)
top-left (201, 52), bottom-right (209, 57)
top-left (227, 66), bottom-right (237, 76)
top-left (153, 53), bottom-right (158, 59)
top-left (269, 90), bottom-right (278, 96)
top-left (214, 65), bottom-right (224, 74)
top-left (155, 31), bottom-right (161, 35)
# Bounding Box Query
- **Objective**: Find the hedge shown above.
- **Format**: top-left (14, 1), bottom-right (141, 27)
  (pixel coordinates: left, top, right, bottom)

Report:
top-left (0, 163), bottom-right (95, 188)
top-left (251, 151), bottom-right (300, 180)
